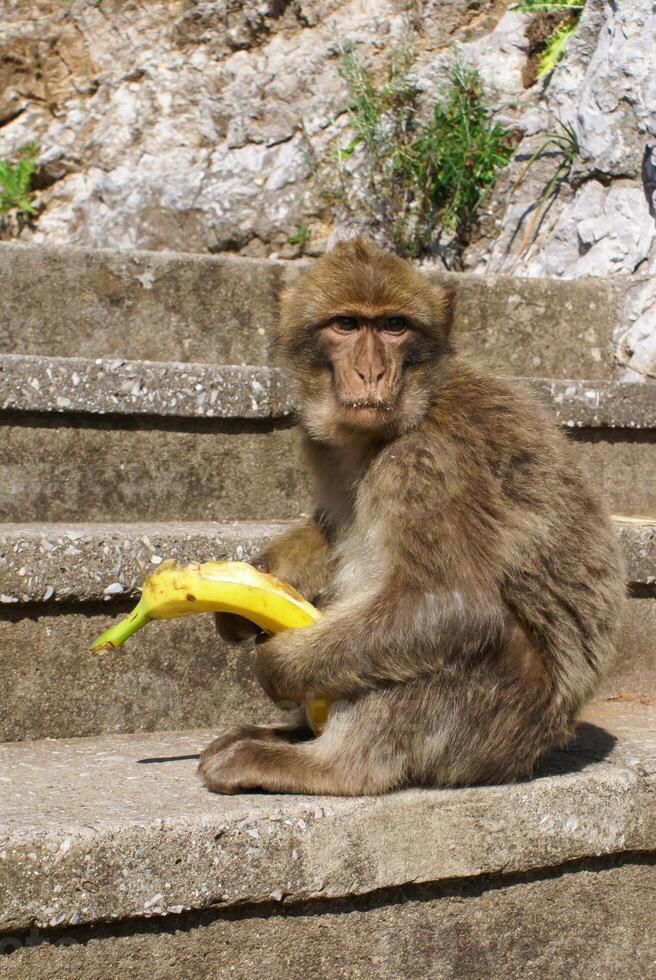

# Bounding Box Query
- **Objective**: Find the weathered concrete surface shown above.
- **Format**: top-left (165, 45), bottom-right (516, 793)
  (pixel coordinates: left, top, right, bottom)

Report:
top-left (0, 356), bottom-right (293, 420)
top-left (0, 412), bottom-right (650, 520)
top-left (0, 244), bottom-right (624, 378)
top-left (0, 244), bottom-right (284, 365)
top-left (0, 521), bottom-right (284, 604)
top-left (573, 432), bottom-right (656, 518)
top-left (0, 702), bottom-right (653, 934)
top-left (0, 594), bottom-right (653, 743)
top-left (598, 595), bottom-right (656, 704)
top-left (0, 519), bottom-right (651, 606)
top-left (0, 608), bottom-right (275, 743)
top-left (3, 355), bottom-right (656, 428)
top-left (0, 416), bottom-right (313, 522)
top-left (615, 520), bottom-right (656, 586)
top-left (438, 272), bottom-right (620, 380)
top-left (1, 862), bottom-right (654, 980)
top-left (527, 379), bottom-right (656, 430)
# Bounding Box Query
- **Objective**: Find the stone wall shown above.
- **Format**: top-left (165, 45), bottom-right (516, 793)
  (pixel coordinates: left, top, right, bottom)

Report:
top-left (463, 0), bottom-right (656, 380)
top-left (1, 0), bottom-right (655, 375)
top-left (0, 0), bottom-right (507, 257)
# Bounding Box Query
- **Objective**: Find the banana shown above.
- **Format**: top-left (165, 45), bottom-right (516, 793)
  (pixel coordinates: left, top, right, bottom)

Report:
top-left (90, 560), bottom-right (330, 734)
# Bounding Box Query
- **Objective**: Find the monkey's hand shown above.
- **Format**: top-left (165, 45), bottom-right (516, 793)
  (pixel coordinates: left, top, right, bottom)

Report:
top-left (253, 607), bottom-right (373, 705)
top-left (213, 558), bottom-right (269, 645)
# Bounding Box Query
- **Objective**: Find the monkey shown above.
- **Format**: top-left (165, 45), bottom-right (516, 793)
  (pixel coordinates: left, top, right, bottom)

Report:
top-left (198, 236), bottom-right (626, 796)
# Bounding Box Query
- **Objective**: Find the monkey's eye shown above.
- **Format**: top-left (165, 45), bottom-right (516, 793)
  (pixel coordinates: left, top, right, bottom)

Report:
top-left (334, 316), bottom-right (359, 332)
top-left (384, 316), bottom-right (409, 334)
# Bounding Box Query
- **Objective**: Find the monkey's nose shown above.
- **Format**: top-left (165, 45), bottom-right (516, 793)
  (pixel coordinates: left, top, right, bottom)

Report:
top-left (355, 367), bottom-right (386, 386)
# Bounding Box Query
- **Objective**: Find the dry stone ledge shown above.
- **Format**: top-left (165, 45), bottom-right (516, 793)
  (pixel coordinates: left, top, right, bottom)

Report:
top-left (0, 519), bottom-right (652, 607)
top-left (0, 701), bottom-right (653, 934)
top-left (0, 355), bottom-right (293, 420)
top-left (0, 244), bottom-right (287, 366)
top-left (0, 521), bottom-right (286, 605)
top-left (527, 378), bottom-right (656, 429)
top-left (1, 353), bottom-right (655, 427)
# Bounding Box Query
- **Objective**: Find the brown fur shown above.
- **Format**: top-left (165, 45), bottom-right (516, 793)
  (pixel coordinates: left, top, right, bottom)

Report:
top-left (200, 238), bottom-right (626, 796)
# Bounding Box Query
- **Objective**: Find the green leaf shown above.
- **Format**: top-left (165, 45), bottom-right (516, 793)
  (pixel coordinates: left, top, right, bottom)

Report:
top-left (537, 19), bottom-right (578, 77)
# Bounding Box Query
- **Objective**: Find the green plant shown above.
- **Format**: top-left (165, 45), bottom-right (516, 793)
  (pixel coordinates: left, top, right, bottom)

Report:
top-left (511, 1), bottom-right (585, 78)
top-left (536, 19), bottom-right (577, 77)
top-left (512, 118), bottom-right (579, 255)
top-left (510, 0), bottom-right (583, 8)
top-left (411, 64), bottom-right (515, 237)
top-left (317, 37), bottom-right (514, 258)
top-left (288, 224), bottom-right (311, 248)
top-left (0, 143), bottom-right (39, 216)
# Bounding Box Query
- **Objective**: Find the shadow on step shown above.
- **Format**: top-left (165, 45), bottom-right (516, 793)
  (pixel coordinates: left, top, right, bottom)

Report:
top-left (536, 722), bottom-right (616, 778)
top-left (133, 722), bottom-right (616, 779)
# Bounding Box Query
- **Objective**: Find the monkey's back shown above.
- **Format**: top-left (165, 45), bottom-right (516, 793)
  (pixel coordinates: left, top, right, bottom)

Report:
top-left (422, 358), bottom-right (626, 714)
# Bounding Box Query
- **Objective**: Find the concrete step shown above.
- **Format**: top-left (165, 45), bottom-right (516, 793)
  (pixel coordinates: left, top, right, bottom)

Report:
top-left (1, 357), bottom-right (655, 521)
top-left (0, 357), bottom-right (309, 523)
top-left (0, 701), bottom-right (653, 978)
top-left (0, 242), bottom-right (630, 378)
top-left (0, 521), bottom-right (653, 742)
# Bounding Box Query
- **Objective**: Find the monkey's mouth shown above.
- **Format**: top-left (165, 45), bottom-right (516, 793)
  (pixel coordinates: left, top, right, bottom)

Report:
top-left (337, 398), bottom-right (396, 428)
top-left (344, 399), bottom-right (394, 412)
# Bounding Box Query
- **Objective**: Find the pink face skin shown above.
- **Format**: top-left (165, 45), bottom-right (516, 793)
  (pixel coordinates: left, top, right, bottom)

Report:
top-left (318, 314), bottom-right (413, 431)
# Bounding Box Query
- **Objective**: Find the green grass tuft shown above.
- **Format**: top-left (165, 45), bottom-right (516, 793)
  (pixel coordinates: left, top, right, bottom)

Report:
top-left (0, 143), bottom-right (39, 216)
top-left (288, 224), bottom-right (311, 248)
top-left (313, 36), bottom-right (515, 259)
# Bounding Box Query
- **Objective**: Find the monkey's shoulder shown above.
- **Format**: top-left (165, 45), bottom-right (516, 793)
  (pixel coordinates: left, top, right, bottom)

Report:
top-left (364, 367), bottom-right (585, 510)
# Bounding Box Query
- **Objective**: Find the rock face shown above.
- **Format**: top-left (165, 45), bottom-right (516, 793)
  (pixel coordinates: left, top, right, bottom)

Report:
top-left (0, 1), bottom-right (655, 373)
top-left (464, 0), bottom-right (656, 380)
top-left (0, 0), bottom-right (507, 257)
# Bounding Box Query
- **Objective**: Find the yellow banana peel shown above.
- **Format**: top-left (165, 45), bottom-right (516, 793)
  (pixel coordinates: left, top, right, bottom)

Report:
top-left (90, 560), bottom-right (329, 734)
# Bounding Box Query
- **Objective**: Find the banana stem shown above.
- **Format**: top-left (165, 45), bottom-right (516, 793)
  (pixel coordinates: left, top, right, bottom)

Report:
top-left (90, 597), bottom-right (151, 653)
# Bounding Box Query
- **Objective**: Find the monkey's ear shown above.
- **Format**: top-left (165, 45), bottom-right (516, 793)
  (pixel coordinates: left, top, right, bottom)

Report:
top-left (439, 284), bottom-right (456, 339)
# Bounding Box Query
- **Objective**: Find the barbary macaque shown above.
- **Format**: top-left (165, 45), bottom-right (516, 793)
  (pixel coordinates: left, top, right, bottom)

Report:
top-left (199, 237), bottom-right (625, 795)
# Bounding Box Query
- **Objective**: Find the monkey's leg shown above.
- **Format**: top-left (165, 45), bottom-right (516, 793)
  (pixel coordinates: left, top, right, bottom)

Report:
top-left (200, 718), bottom-right (313, 763)
top-left (198, 697), bottom-right (408, 796)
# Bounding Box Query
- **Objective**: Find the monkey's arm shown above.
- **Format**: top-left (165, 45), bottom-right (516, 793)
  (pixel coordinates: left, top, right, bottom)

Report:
top-left (215, 514), bottom-right (332, 643)
top-left (255, 582), bottom-right (505, 703)
top-left (255, 443), bottom-right (508, 701)
top-left (257, 513), bottom-right (333, 601)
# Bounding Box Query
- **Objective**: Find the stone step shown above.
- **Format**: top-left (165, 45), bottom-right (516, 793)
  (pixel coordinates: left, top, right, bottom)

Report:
top-left (0, 520), bottom-right (652, 606)
top-left (0, 521), bottom-right (653, 742)
top-left (0, 355), bottom-right (293, 420)
top-left (0, 242), bottom-right (628, 378)
top-left (0, 357), bottom-right (308, 523)
top-left (2, 354), bottom-right (655, 426)
top-left (0, 701), bottom-right (653, 979)
top-left (0, 358), bottom-right (654, 521)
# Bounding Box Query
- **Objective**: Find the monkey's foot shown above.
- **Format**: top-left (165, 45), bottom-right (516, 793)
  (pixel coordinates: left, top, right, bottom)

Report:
top-left (198, 739), bottom-right (275, 794)
top-left (198, 736), bottom-right (347, 795)
top-left (198, 721), bottom-right (313, 785)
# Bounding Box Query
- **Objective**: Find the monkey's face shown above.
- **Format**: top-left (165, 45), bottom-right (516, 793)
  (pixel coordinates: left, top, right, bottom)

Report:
top-left (314, 313), bottom-right (416, 432)
top-left (278, 238), bottom-right (453, 443)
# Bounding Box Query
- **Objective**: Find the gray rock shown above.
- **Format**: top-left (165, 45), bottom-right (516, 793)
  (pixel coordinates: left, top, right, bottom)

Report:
top-left (0, 1), bottom-right (511, 257)
top-left (465, 0), bottom-right (656, 379)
